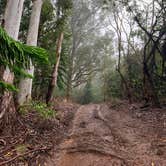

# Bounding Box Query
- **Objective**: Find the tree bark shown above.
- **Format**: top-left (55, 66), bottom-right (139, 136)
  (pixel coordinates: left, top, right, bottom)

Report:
top-left (117, 69), bottom-right (132, 103)
top-left (46, 32), bottom-right (64, 104)
top-left (0, 0), bottom-right (24, 122)
top-left (17, 0), bottom-right (43, 106)
top-left (143, 62), bottom-right (160, 107)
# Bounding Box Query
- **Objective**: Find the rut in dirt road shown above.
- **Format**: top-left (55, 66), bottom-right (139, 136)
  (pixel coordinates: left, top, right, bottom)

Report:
top-left (46, 104), bottom-right (166, 166)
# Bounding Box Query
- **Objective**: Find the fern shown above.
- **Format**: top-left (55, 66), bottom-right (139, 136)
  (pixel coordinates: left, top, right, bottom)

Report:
top-left (0, 26), bottom-right (49, 91)
top-left (0, 26), bottom-right (48, 69)
top-left (0, 81), bottom-right (18, 92)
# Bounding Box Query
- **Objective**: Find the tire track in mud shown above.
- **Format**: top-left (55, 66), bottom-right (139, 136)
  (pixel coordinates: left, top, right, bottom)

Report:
top-left (46, 104), bottom-right (166, 166)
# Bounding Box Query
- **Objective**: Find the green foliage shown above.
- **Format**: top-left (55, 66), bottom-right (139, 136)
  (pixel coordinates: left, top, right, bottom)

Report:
top-left (32, 0), bottom-right (72, 99)
top-left (19, 101), bottom-right (56, 119)
top-left (0, 0), bottom-right (6, 18)
top-left (0, 26), bottom-right (48, 71)
top-left (0, 81), bottom-right (18, 92)
top-left (32, 101), bottom-right (56, 119)
top-left (0, 26), bottom-right (48, 91)
top-left (19, 0), bottom-right (32, 42)
top-left (106, 71), bottom-right (122, 98)
top-left (13, 66), bottom-right (33, 78)
top-left (81, 81), bottom-right (93, 104)
top-left (123, 53), bottom-right (143, 100)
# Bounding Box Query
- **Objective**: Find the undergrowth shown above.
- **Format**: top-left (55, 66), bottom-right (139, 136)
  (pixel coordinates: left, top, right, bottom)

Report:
top-left (19, 101), bottom-right (56, 119)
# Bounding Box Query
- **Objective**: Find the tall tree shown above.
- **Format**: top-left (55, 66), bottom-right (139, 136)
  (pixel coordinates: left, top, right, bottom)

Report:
top-left (46, 0), bottom-right (72, 104)
top-left (46, 32), bottom-right (64, 104)
top-left (0, 0), bottom-right (25, 119)
top-left (45, 2), bottom-right (64, 104)
top-left (126, 0), bottom-right (166, 106)
top-left (17, 0), bottom-right (43, 106)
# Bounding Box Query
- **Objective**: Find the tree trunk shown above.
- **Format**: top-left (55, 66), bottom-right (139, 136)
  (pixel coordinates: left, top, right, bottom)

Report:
top-left (143, 63), bottom-right (160, 107)
top-left (17, 0), bottom-right (43, 106)
top-left (46, 32), bottom-right (64, 104)
top-left (3, 0), bottom-right (24, 39)
top-left (117, 69), bottom-right (132, 104)
top-left (0, 0), bottom-right (24, 124)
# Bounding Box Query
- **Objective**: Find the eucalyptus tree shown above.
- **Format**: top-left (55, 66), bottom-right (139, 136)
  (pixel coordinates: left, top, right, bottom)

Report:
top-left (0, 0), bottom-right (48, 125)
top-left (18, 0), bottom-right (71, 101)
top-left (0, 0), bottom-right (25, 118)
top-left (18, 0), bottom-right (44, 106)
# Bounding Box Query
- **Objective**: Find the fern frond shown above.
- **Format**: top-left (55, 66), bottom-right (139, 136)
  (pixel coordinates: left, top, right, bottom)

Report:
top-left (0, 26), bottom-right (48, 70)
top-left (0, 26), bottom-right (49, 91)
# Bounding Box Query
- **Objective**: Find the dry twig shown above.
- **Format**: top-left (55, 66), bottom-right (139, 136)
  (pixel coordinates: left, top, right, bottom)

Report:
top-left (0, 146), bottom-right (51, 166)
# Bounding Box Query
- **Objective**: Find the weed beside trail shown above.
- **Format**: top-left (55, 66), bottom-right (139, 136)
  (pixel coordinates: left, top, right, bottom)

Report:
top-left (19, 101), bottom-right (56, 119)
top-left (0, 101), bottom-right (78, 166)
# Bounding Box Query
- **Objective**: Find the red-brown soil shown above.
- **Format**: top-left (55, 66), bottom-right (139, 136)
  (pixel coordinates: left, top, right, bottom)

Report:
top-left (46, 103), bottom-right (166, 166)
top-left (0, 101), bottom-right (165, 166)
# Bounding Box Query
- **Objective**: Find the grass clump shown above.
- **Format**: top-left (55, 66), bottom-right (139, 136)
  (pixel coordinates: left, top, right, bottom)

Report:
top-left (32, 101), bottom-right (56, 118)
top-left (19, 101), bottom-right (56, 119)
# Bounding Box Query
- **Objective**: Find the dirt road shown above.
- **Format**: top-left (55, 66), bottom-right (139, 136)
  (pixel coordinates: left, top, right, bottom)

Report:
top-left (46, 103), bottom-right (166, 166)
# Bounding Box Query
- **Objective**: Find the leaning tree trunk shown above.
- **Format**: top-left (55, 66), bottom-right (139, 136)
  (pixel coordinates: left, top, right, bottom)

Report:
top-left (0, 0), bottom-right (24, 126)
top-left (17, 0), bottom-right (43, 106)
top-left (46, 32), bottom-right (64, 104)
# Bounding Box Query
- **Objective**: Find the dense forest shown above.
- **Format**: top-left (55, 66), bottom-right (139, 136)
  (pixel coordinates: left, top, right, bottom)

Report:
top-left (0, 0), bottom-right (165, 165)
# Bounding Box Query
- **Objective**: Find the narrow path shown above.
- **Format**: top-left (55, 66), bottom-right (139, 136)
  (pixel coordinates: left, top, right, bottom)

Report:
top-left (46, 104), bottom-right (166, 166)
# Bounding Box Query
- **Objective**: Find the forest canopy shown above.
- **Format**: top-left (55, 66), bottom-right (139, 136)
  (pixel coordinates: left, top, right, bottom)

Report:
top-left (0, 0), bottom-right (165, 116)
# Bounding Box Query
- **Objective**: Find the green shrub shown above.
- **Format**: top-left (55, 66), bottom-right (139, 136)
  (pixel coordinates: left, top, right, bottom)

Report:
top-left (19, 101), bottom-right (56, 119)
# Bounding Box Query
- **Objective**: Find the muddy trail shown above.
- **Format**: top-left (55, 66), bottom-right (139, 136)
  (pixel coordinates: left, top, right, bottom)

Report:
top-left (45, 103), bottom-right (166, 166)
top-left (0, 102), bottom-right (165, 165)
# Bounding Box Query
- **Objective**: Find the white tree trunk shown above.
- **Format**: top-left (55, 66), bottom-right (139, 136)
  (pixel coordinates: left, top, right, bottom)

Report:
top-left (0, 0), bottom-right (24, 118)
top-left (17, 0), bottom-right (43, 106)
top-left (4, 0), bottom-right (24, 39)
top-left (3, 0), bottom-right (25, 82)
